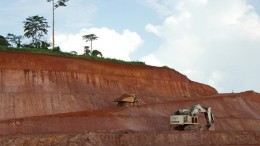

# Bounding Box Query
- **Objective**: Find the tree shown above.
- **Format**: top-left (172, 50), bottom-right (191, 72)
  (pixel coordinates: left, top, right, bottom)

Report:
top-left (36, 41), bottom-right (51, 49)
top-left (6, 33), bottom-right (23, 48)
top-left (22, 40), bottom-right (50, 49)
top-left (82, 34), bottom-right (98, 53)
top-left (70, 51), bottom-right (77, 55)
top-left (0, 35), bottom-right (10, 47)
top-left (84, 46), bottom-right (90, 55)
top-left (92, 50), bottom-right (103, 58)
top-left (47, 0), bottom-right (69, 49)
top-left (23, 15), bottom-right (49, 47)
top-left (52, 46), bottom-right (61, 52)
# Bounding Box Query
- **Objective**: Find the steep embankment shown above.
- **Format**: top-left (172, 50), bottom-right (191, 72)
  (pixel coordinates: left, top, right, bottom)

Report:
top-left (0, 52), bottom-right (216, 121)
top-left (0, 91), bottom-right (259, 135)
top-left (0, 52), bottom-right (259, 146)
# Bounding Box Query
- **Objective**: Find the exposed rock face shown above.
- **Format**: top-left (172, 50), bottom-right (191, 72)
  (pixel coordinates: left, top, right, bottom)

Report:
top-left (0, 52), bottom-right (217, 120)
top-left (0, 91), bottom-right (259, 135)
top-left (0, 52), bottom-right (259, 146)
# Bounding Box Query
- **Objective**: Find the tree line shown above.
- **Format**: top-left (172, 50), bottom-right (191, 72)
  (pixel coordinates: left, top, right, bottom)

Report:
top-left (0, 0), bottom-right (102, 58)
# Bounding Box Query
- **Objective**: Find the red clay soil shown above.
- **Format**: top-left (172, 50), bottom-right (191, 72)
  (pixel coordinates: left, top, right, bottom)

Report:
top-left (0, 52), bottom-right (259, 146)
top-left (0, 52), bottom-right (217, 121)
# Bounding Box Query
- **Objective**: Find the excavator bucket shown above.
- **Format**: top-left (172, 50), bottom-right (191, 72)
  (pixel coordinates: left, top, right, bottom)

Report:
top-left (199, 124), bottom-right (215, 131)
top-left (170, 104), bottom-right (215, 131)
top-left (207, 124), bottom-right (215, 131)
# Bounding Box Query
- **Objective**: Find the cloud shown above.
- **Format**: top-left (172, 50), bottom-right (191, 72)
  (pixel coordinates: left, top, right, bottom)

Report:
top-left (55, 27), bottom-right (143, 60)
top-left (141, 54), bottom-right (163, 66)
top-left (142, 0), bottom-right (260, 92)
top-left (207, 71), bottom-right (225, 92)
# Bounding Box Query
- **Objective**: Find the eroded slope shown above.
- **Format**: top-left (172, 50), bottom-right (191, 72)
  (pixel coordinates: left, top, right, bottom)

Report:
top-left (0, 52), bottom-right (259, 146)
top-left (0, 52), bottom-right (216, 121)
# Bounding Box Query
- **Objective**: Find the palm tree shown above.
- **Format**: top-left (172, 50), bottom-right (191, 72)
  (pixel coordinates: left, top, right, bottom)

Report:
top-left (47, 0), bottom-right (70, 49)
top-left (23, 15), bottom-right (49, 46)
top-left (82, 34), bottom-right (98, 53)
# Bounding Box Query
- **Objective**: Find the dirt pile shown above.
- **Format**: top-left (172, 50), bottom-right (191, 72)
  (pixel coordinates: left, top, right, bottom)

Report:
top-left (0, 52), bottom-right (259, 145)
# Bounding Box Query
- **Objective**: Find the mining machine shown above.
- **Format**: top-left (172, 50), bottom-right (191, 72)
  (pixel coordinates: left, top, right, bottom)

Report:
top-left (170, 104), bottom-right (215, 131)
top-left (114, 94), bottom-right (139, 107)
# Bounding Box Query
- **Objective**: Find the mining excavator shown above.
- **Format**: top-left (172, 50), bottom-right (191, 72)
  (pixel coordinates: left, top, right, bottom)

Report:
top-left (170, 104), bottom-right (215, 131)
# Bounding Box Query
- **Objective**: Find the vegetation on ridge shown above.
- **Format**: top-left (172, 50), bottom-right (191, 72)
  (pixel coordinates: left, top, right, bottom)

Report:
top-left (0, 47), bottom-right (146, 66)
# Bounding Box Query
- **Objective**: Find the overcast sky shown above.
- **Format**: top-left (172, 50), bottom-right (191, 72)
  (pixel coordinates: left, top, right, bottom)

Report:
top-left (1, 0), bottom-right (260, 93)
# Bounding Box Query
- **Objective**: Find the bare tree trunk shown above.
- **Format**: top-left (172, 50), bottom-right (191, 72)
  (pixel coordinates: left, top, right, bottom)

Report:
top-left (52, 0), bottom-right (55, 49)
top-left (90, 40), bottom-right (92, 53)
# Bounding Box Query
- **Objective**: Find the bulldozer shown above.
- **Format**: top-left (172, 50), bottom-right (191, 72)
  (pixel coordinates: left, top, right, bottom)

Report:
top-left (114, 93), bottom-right (139, 107)
top-left (169, 104), bottom-right (215, 131)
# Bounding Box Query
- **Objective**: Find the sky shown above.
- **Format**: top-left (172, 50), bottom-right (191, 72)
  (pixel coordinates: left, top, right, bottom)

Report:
top-left (0, 0), bottom-right (260, 93)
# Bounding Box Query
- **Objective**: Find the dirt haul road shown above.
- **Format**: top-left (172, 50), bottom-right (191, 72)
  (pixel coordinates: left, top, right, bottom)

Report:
top-left (0, 52), bottom-right (259, 146)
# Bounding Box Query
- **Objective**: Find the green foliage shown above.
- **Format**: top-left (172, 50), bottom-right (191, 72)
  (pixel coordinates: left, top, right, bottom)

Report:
top-left (83, 47), bottom-right (103, 58)
top-left (52, 46), bottom-right (61, 52)
top-left (84, 46), bottom-right (90, 55)
top-left (100, 58), bottom-right (146, 65)
top-left (22, 43), bottom-right (34, 48)
top-left (47, 0), bottom-right (69, 9)
top-left (0, 46), bottom-right (72, 56)
top-left (39, 41), bottom-right (51, 49)
top-left (82, 34), bottom-right (98, 43)
top-left (22, 41), bottom-right (50, 49)
top-left (0, 47), bottom-right (146, 66)
top-left (82, 34), bottom-right (98, 52)
top-left (0, 35), bottom-right (10, 47)
top-left (91, 49), bottom-right (103, 58)
top-left (6, 33), bottom-right (23, 48)
top-left (23, 15), bottom-right (49, 46)
top-left (70, 51), bottom-right (77, 55)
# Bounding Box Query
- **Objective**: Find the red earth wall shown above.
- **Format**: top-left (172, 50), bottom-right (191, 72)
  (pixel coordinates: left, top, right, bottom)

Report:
top-left (0, 91), bottom-right (259, 135)
top-left (0, 52), bottom-right (259, 146)
top-left (0, 52), bottom-right (217, 121)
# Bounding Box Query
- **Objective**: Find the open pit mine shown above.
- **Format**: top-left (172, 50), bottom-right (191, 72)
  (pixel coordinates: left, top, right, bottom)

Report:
top-left (0, 51), bottom-right (259, 146)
